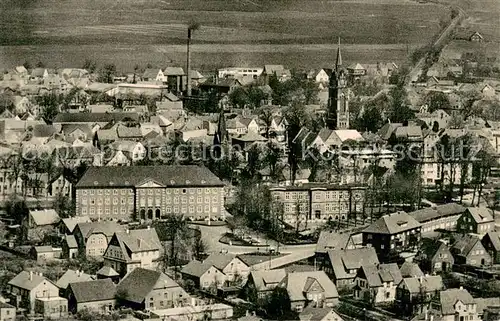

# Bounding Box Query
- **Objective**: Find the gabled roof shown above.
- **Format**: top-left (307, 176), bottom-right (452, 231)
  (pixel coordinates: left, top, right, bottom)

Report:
top-left (299, 307), bottom-right (343, 321)
top-left (334, 129), bottom-right (363, 143)
top-left (452, 234), bottom-right (482, 257)
top-left (484, 232), bottom-right (500, 251)
top-left (112, 228), bottom-right (161, 261)
top-left (163, 67), bottom-right (185, 76)
top-left (75, 221), bottom-right (124, 240)
top-left (76, 165), bottom-right (224, 188)
top-left (315, 231), bottom-right (353, 253)
top-left (328, 248), bottom-right (379, 280)
top-left (233, 132), bottom-right (267, 142)
top-left (61, 216), bottom-right (91, 233)
top-left (29, 209), bottom-right (60, 226)
top-left (378, 122), bottom-right (403, 140)
top-left (400, 275), bottom-right (443, 294)
top-left (399, 262), bottom-right (424, 278)
top-left (32, 124), bottom-right (58, 138)
top-left (359, 263), bottom-right (402, 287)
top-left (474, 297), bottom-right (500, 316)
top-left (65, 235), bottom-right (78, 249)
top-left (56, 269), bottom-right (93, 289)
top-left (438, 288), bottom-right (474, 315)
top-left (419, 240), bottom-right (451, 261)
top-left (97, 266), bottom-right (119, 277)
top-left (282, 271), bottom-right (338, 302)
top-left (69, 279), bottom-right (116, 303)
top-left (466, 207), bottom-right (494, 223)
top-left (181, 260), bottom-right (220, 278)
top-left (363, 211), bottom-right (421, 234)
top-left (410, 203), bottom-right (465, 223)
top-left (203, 253), bottom-right (247, 270)
top-left (117, 268), bottom-right (183, 304)
top-left (8, 271), bottom-right (53, 291)
top-left (143, 68), bottom-right (161, 79)
top-left (249, 269), bottom-right (287, 292)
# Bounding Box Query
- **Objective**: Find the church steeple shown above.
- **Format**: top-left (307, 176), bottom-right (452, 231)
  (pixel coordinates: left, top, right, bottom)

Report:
top-left (335, 37), bottom-right (342, 70)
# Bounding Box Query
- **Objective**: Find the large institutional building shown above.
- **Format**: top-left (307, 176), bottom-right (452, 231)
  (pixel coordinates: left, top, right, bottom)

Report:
top-left (270, 183), bottom-right (365, 224)
top-left (75, 165), bottom-right (225, 221)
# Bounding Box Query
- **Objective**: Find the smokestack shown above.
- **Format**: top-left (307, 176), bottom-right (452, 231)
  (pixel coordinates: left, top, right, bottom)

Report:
top-left (187, 29), bottom-right (192, 97)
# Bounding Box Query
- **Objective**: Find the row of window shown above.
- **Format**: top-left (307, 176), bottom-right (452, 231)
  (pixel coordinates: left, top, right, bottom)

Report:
top-left (165, 205), bottom-right (218, 214)
top-left (82, 197), bottom-right (133, 206)
top-left (82, 207), bottom-right (130, 216)
top-left (81, 188), bottom-right (220, 196)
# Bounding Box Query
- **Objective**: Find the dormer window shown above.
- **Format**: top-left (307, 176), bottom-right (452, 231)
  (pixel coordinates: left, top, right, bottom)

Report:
top-left (93, 181), bottom-right (98, 186)
top-left (186, 180), bottom-right (191, 184)
top-left (201, 180), bottom-right (206, 184)
top-left (170, 180), bottom-right (176, 184)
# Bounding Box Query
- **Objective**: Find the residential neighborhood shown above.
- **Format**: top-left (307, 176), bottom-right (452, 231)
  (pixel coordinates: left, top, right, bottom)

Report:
top-left (0, 0), bottom-right (499, 320)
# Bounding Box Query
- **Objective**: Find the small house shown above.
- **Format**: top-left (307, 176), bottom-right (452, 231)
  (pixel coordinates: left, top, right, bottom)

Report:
top-left (416, 240), bottom-right (454, 274)
top-left (56, 269), bottom-right (93, 296)
top-left (451, 234), bottom-right (491, 266)
top-left (23, 209), bottom-right (61, 242)
top-left (457, 207), bottom-right (494, 236)
top-left (30, 246), bottom-right (62, 263)
top-left (67, 279), bottom-right (116, 314)
top-left (244, 269), bottom-right (287, 302)
top-left (482, 231), bottom-right (500, 264)
top-left (7, 271), bottom-right (60, 313)
top-left (354, 263), bottom-right (402, 305)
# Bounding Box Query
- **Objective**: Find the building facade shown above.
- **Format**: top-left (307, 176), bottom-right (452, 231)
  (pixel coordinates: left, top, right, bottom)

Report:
top-left (270, 184), bottom-right (365, 224)
top-left (75, 165), bottom-right (225, 221)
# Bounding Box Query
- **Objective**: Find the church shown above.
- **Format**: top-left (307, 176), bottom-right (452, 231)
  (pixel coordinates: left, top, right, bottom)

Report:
top-left (327, 38), bottom-right (351, 130)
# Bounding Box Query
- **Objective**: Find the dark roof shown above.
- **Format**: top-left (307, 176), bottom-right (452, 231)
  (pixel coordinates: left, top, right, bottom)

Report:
top-left (419, 240), bottom-right (450, 260)
top-left (363, 211), bottom-right (421, 234)
top-left (410, 203), bottom-right (466, 223)
top-left (76, 221), bottom-right (124, 239)
top-left (181, 260), bottom-right (216, 278)
top-left (439, 288), bottom-right (474, 315)
top-left (69, 279), bottom-right (116, 303)
top-left (96, 266), bottom-right (119, 277)
top-left (117, 268), bottom-right (182, 304)
top-left (54, 112), bottom-right (139, 124)
top-left (452, 234), bottom-right (482, 257)
top-left (399, 262), bottom-right (424, 278)
top-left (8, 271), bottom-right (52, 290)
top-left (76, 165), bottom-right (224, 188)
top-left (315, 231), bottom-right (353, 253)
top-left (204, 253), bottom-right (245, 270)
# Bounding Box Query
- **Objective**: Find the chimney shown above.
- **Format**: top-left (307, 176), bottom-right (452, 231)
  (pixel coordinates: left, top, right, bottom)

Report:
top-left (29, 271), bottom-right (33, 281)
top-left (147, 226), bottom-right (151, 230)
top-left (246, 311), bottom-right (250, 317)
top-left (430, 315), bottom-right (434, 321)
top-left (419, 276), bottom-right (423, 284)
top-left (126, 229), bottom-right (130, 234)
top-left (137, 238), bottom-right (142, 248)
top-left (39, 272), bottom-right (43, 277)
top-left (460, 286), bottom-right (463, 290)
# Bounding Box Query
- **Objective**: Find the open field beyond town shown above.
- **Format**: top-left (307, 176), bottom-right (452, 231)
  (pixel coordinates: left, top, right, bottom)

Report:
top-left (0, 0), bottom-right (450, 71)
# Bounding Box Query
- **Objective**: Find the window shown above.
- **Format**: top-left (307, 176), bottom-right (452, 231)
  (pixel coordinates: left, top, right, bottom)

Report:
top-left (121, 190), bottom-right (126, 195)
top-left (83, 190), bottom-right (88, 195)
top-left (205, 188), bottom-right (210, 194)
top-left (82, 197), bottom-right (87, 205)
top-left (105, 198), bottom-right (110, 205)
top-left (114, 208), bottom-right (118, 215)
top-left (197, 196), bottom-right (202, 203)
top-left (98, 190), bottom-right (103, 195)
top-left (197, 205), bottom-right (202, 213)
top-left (181, 197), bottom-right (187, 204)
top-left (182, 189), bottom-right (187, 194)
top-left (197, 188), bottom-right (202, 194)
top-left (166, 207), bottom-right (172, 213)
top-left (121, 208), bottom-right (126, 215)
top-left (113, 190), bottom-right (118, 195)
top-left (174, 196), bottom-right (179, 204)
top-left (121, 199), bottom-right (126, 205)
top-left (205, 196), bottom-right (210, 203)
top-left (113, 198), bottom-right (118, 205)
top-left (82, 208), bottom-right (87, 215)
top-left (105, 208), bottom-right (110, 215)
top-left (212, 196), bottom-right (218, 203)
top-left (90, 198), bottom-right (95, 205)
top-left (189, 206), bottom-right (194, 213)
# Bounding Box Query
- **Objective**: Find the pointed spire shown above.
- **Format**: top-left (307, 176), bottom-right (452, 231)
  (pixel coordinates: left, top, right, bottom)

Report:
top-left (336, 37), bottom-right (342, 70)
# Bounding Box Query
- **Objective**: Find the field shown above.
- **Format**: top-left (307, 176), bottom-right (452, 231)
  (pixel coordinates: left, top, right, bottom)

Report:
top-left (0, 0), bottom-right (450, 71)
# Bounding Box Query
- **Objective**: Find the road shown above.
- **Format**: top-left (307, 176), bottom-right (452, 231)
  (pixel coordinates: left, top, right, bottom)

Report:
top-left (406, 7), bottom-right (465, 84)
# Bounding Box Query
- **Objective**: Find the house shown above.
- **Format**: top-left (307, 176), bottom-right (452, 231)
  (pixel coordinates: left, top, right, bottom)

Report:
top-left (74, 165), bottom-right (225, 220)
top-left (202, 253), bottom-right (250, 284)
top-left (23, 209), bottom-right (61, 242)
top-left (142, 69), bottom-right (164, 82)
top-left (116, 268), bottom-right (189, 311)
top-left (410, 203), bottom-right (466, 236)
top-left (263, 65), bottom-right (291, 82)
top-left (63, 234), bottom-right (79, 259)
top-left (67, 279), bottom-right (116, 313)
top-left (315, 231), bottom-right (355, 266)
top-left (53, 112), bottom-right (139, 129)
top-left (59, 216), bottom-right (91, 235)
top-left (148, 303), bottom-right (234, 321)
top-left (73, 221), bottom-right (125, 258)
top-left (181, 260), bottom-right (226, 290)
top-left (0, 302), bottom-right (15, 321)
top-left (396, 275), bottom-right (444, 315)
top-left (481, 231), bottom-right (500, 264)
top-left (30, 246), bottom-right (62, 263)
top-left (278, 271), bottom-right (339, 312)
top-left (163, 67), bottom-right (185, 93)
top-left (7, 271), bottom-right (60, 313)
top-left (34, 296), bottom-right (68, 320)
top-left (30, 68), bottom-right (49, 82)
top-left (347, 63), bottom-right (366, 77)
top-left (312, 69), bottom-right (330, 85)
top-left (55, 269), bottom-right (93, 296)
top-left (354, 263), bottom-right (402, 305)
top-left (244, 269), bottom-right (287, 302)
top-left (474, 298), bottom-right (500, 321)
top-left (416, 240), bottom-right (454, 274)
top-left (322, 247), bottom-right (379, 288)
top-left (96, 266), bottom-right (120, 284)
top-left (298, 306), bottom-right (344, 321)
top-left (107, 140), bottom-right (146, 165)
top-left (399, 262), bottom-right (424, 278)
top-left (470, 31), bottom-right (484, 42)
top-left (362, 211), bottom-right (422, 259)
top-left (431, 288), bottom-right (478, 321)
top-left (451, 234), bottom-right (491, 266)
top-left (102, 227), bottom-right (162, 277)
top-left (457, 207), bottom-right (494, 236)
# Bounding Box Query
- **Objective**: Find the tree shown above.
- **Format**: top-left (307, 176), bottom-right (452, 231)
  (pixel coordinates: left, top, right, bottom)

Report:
top-left (54, 193), bottom-right (75, 218)
top-left (35, 61), bottom-right (45, 68)
top-left (36, 93), bottom-right (60, 124)
top-left (192, 232), bottom-right (207, 261)
top-left (164, 214), bottom-right (189, 276)
top-left (354, 105), bottom-right (383, 133)
top-left (425, 91), bottom-right (451, 113)
top-left (264, 287), bottom-right (292, 319)
top-left (5, 198), bottom-right (29, 226)
top-left (263, 140), bottom-right (283, 180)
top-left (98, 64), bottom-right (117, 84)
top-left (247, 86), bottom-right (266, 109)
top-left (82, 59), bottom-right (97, 73)
top-left (228, 87), bottom-right (249, 109)
top-left (388, 85), bottom-right (414, 123)
top-left (258, 106), bottom-right (274, 138)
